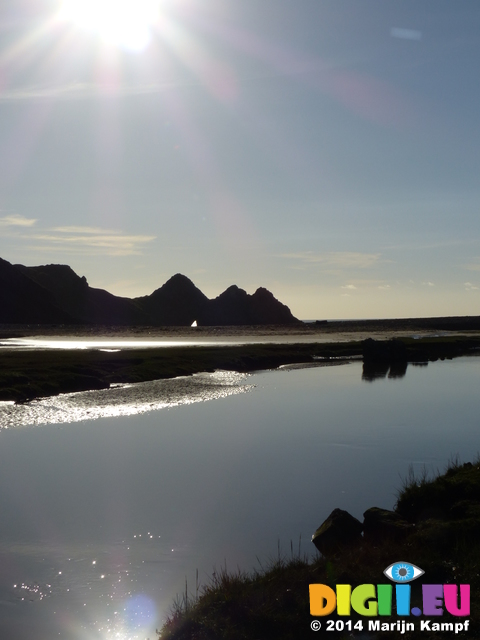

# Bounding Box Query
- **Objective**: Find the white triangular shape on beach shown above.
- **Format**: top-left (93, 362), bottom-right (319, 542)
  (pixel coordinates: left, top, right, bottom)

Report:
top-left (191, 320), bottom-right (197, 327)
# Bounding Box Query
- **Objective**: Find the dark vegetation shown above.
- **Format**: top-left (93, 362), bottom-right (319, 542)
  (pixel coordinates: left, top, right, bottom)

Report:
top-left (158, 460), bottom-right (480, 640)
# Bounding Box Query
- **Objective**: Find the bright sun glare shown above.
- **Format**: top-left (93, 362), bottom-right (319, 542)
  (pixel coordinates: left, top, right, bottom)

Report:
top-left (60, 0), bottom-right (160, 51)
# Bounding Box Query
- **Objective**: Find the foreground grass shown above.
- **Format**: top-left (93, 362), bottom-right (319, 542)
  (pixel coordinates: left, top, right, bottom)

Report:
top-left (159, 460), bottom-right (480, 640)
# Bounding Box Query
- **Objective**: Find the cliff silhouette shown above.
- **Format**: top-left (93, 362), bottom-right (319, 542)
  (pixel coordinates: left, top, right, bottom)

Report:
top-left (0, 258), bottom-right (300, 326)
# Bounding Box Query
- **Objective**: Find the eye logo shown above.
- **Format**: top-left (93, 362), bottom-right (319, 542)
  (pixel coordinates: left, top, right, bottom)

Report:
top-left (384, 561), bottom-right (424, 583)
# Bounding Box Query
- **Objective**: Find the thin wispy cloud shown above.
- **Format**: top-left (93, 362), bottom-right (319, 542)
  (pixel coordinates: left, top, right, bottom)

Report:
top-left (0, 214), bottom-right (37, 227)
top-left (52, 225), bottom-right (120, 235)
top-left (1, 222), bottom-right (155, 256)
top-left (464, 282), bottom-right (479, 291)
top-left (465, 259), bottom-right (480, 272)
top-left (280, 251), bottom-right (381, 269)
top-left (341, 280), bottom-right (391, 290)
top-left (29, 227), bottom-right (156, 256)
top-left (0, 81), bottom-right (182, 103)
top-left (383, 238), bottom-right (480, 252)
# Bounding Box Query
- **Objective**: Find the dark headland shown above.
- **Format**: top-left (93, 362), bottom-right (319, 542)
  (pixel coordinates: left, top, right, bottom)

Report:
top-left (0, 257), bottom-right (299, 326)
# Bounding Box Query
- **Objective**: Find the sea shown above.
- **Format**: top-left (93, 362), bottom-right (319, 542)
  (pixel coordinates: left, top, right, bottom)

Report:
top-left (0, 339), bottom-right (478, 639)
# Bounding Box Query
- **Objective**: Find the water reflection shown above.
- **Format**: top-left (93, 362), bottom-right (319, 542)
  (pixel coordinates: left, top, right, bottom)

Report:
top-left (0, 338), bottom-right (241, 350)
top-left (0, 538), bottom-right (177, 640)
top-left (0, 370), bottom-right (252, 429)
top-left (362, 360), bottom-right (410, 381)
top-left (362, 359), bottom-right (441, 381)
top-left (0, 357), bottom-right (478, 639)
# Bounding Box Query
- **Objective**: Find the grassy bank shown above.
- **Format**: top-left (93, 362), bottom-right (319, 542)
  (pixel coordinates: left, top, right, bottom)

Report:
top-left (1, 334), bottom-right (480, 402)
top-left (158, 460), bottom-right (480, 639)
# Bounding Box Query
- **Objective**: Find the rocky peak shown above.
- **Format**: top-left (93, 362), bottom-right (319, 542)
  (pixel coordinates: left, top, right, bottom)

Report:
top-left (149, 274), bottom-right (208, 301)
top-left (1, 258), bottom-right (300, 326)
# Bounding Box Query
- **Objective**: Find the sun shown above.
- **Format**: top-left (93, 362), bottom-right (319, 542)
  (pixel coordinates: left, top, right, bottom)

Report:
top-left (59, 0), bottom-right (160, 51)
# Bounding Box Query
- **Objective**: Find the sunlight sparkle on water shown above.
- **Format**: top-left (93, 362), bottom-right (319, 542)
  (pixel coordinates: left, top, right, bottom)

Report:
top-left (0, 371), bottom-right (253, 429)
top-left (0, 338), bottom-right (243, 350)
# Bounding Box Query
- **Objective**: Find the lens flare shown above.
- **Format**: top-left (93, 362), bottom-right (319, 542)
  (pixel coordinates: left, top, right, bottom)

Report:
top-left (59, 0), bottom-right (160, 51)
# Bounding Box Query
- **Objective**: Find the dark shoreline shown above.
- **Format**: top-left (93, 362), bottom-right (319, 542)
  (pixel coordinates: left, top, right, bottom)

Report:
top-left (1, 324), bottom-right (480, 403)
top-left (159, 460), bottom-right (480, 640)
top-left (0, 341), bottom-right (362, 403)
top-left (2, 313), bottom-right (480, 339)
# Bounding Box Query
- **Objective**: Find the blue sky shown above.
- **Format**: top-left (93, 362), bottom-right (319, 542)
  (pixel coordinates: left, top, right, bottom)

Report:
top-left (0, 0), bottom-right (479, 319)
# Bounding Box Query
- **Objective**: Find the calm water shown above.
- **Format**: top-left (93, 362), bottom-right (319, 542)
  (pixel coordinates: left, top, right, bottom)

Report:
top-left (0, 356), bottom-right (478, 639)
